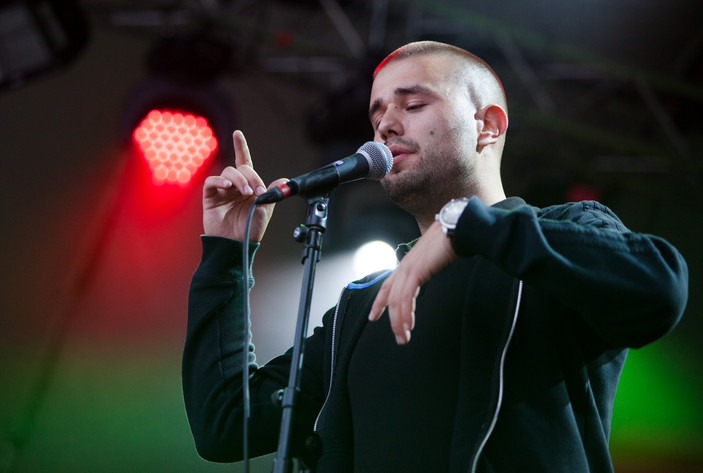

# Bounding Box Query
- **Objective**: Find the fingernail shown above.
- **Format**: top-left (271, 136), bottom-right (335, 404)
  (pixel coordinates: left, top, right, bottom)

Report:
top-left (368, 310), bottom-right (376, 321)
top-left (404, 330), bottom-right (411, 343)
top-left (255, 185), bottom-right (266, 196)
top-left (243, 184), bottom-right (254, 195)
top-left (395, 334), bottom-right (407, 345)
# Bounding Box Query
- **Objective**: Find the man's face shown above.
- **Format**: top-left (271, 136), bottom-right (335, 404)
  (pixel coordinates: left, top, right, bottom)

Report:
top-left (369, 55), bottom-right (478, 212)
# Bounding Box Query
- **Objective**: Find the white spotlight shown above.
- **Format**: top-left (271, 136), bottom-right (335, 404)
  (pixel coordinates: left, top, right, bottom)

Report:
top-left (353, 240), bottom-right (397, 278)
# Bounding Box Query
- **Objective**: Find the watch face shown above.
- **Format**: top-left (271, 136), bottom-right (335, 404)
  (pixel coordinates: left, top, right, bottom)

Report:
top-left (441, 199), bottom-right (468, 226)
top-left (442, 203), bottom-right (464, 225)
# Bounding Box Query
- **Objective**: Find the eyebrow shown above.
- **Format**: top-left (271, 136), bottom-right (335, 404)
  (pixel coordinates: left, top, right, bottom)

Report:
top-left (368, 84), bottom-right (437, 121)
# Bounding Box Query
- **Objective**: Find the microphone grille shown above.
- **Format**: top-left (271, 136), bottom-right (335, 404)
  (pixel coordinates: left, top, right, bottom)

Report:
top-left (358, 141), bottom-right (393, 180)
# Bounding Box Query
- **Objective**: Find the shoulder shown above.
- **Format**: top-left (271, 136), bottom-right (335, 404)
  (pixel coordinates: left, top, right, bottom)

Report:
top-left (346, 269), bottom-right (393, 291)
top-left (536, 201), bottom-right (629, 232)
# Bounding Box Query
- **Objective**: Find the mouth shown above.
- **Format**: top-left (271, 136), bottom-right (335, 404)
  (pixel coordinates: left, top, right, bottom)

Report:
top-left (386, 144), bottom-right (414, 165)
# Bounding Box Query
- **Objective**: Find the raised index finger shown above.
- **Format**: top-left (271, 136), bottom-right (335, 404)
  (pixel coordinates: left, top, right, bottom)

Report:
top-left (233, 130), bottom-right (254, 169)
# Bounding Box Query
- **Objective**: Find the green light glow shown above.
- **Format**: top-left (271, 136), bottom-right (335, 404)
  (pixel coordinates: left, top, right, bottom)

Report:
top-left (611, 341), bottom-right (703, 466)
top-left (0, 346), bottom-right (270, 473)
top-left (2, 340), bottom-right (702, 472)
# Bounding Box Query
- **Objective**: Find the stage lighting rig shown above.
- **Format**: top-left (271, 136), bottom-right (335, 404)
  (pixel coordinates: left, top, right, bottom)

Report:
top-left (0, 0), bottom-right (88, 90)
top-left (121, 33), bottom-right (236, 187)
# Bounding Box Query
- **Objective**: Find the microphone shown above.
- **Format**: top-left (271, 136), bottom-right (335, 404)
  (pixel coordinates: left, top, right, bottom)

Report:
top-left (254, 141), bottom-right (393, 205)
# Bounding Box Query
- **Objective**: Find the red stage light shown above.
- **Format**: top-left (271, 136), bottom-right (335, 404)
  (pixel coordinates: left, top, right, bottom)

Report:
top-left (133, 109), bottom-right (218, 186)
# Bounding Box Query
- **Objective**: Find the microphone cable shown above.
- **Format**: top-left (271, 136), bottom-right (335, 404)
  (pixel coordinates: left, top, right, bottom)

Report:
top-left (240, 202), bottom-right (257, 473)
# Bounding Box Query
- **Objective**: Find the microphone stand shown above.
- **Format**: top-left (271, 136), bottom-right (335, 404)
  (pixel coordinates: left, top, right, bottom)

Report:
top-left (272, 194), bottom-right (329, 473)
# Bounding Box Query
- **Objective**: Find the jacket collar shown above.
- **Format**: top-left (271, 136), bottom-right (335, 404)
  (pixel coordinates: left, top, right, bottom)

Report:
top-left (395, 196), bottom-right (527, 261)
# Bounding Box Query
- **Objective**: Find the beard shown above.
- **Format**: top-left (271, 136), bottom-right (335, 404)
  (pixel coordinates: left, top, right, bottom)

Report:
top-left (381, 145), bottom-right (474, 217)
top-left (381, 113), bottom-right (479, 218)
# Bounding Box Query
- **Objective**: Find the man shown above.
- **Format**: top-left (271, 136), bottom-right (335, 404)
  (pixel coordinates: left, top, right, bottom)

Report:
top-left (183, 41), bottom-right (688, 472)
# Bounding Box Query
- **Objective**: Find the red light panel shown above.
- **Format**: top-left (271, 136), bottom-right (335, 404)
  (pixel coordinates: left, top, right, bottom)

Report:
top-left (133, 109), bottom-right (218, 186)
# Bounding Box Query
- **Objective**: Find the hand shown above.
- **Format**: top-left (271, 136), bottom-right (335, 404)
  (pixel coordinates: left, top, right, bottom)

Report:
top-left (202, 130), bottom-right (287, 242)
top-left (368, 221), bottom-right (458, 345)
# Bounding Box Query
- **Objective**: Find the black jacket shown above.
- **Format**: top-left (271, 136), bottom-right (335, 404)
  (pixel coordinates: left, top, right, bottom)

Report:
top-left (183, 197), bottom-right (688, 472)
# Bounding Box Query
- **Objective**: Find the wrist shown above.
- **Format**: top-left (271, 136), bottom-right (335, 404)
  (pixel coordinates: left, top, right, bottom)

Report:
top-left (435, 198), bottom-right (470, 239)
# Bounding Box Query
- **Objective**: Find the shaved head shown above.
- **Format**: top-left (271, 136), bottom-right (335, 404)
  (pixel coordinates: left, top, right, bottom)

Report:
top-left (374, 41), bottom-right (508, 115)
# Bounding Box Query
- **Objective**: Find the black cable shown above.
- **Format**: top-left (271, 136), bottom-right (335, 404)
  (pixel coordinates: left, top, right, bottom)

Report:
top-left (241, 202), bottom-right (257, 473)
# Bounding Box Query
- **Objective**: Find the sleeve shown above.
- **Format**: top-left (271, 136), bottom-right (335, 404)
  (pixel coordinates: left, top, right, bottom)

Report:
top-left (452, 197), bottom-right (688, 348)
top-left (182, 236), bottom-right (327, 463)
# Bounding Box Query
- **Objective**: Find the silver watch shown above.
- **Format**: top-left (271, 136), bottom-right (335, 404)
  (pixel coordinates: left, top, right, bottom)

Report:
top-left (435, 198), bottom-right (470, 237)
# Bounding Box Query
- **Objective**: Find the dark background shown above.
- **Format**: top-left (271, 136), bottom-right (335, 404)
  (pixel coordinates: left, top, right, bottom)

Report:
top-left (0, 1), bottom-right (701, 472)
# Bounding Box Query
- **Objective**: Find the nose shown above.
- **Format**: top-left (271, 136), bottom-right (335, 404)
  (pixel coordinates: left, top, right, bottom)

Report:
top-left (376, 105), bottom-right (403, 141)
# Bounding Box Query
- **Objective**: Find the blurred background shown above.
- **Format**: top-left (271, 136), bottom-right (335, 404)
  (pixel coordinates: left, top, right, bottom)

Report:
top-left (0, 0), bottom-right (701, 472)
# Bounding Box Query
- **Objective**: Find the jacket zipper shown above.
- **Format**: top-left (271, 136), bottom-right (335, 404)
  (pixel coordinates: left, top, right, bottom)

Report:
top-left (312, 279), bottom-right (524, 468)
top-left (313, 286), bottom-right (346, 431)
top-left (469, 280), bottom-right (524, 473)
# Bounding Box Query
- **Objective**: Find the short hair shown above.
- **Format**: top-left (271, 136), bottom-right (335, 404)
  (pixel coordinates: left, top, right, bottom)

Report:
top-left (373, 41), bottom-right (508, 113)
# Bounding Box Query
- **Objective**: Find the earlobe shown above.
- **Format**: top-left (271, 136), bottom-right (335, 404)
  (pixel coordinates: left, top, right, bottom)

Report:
top-left (476, 105), bottom-right (508, 147)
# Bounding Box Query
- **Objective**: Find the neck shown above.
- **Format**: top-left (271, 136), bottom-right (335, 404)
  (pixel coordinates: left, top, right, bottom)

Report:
top-left (396, 151), bottom-right (507, 235)
top-left (414, 184), bottom-right (506, 235)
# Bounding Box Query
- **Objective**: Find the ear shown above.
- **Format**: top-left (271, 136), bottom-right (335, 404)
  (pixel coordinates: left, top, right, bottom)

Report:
top-left (476, 105), bottom-right (508, 147)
